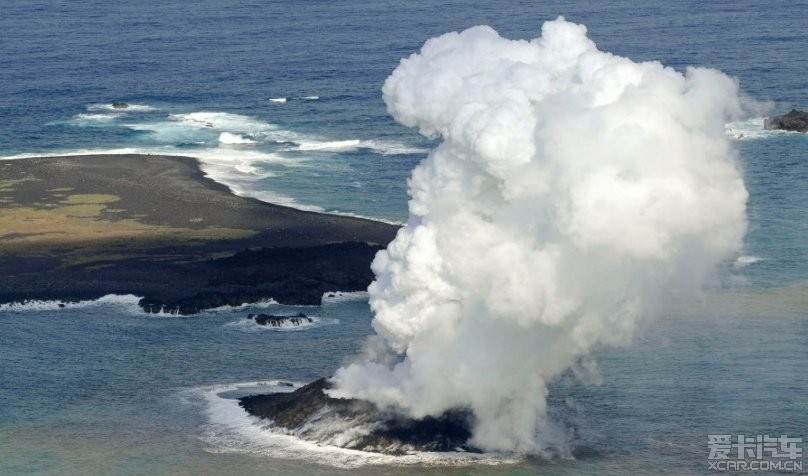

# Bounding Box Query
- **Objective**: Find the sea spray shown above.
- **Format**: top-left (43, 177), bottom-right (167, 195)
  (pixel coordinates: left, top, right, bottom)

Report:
top-left (329, 17), bottom-right (748, 453)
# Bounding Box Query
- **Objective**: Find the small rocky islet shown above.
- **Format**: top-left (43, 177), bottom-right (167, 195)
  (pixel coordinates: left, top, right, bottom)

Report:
top-left (247, 312), bottom-right (312, 327)
top-left (239, 378), bottom-right (479, 455)
top-left (764, 109), bottom-right (808, 133)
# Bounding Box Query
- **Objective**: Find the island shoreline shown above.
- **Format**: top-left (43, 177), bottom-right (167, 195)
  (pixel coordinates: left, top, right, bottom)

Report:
top-left (0, 154), bottom-right (399, 314)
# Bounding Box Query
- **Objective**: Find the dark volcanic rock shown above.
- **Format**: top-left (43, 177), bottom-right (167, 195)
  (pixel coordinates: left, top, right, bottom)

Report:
top-left (135, 241), bottom-right (386, 314)
top-left (111, 102), bottom-right (129, 109)
top-left (764, 109), bottom-right (808, 132)
top-left (248, 312), bottom-right (312, 327)
top-left (239, 378), bottom-right (479, 455)
top-left (0, 155), bottom-right (399, 314)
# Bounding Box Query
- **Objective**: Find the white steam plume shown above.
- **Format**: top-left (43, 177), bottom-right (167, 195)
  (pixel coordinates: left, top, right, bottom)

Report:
top-left (329, 17), bottom-right (747, 453)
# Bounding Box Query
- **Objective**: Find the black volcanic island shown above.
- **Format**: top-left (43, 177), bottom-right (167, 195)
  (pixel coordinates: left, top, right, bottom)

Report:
top-left (0, 154), bottom-right (398, 313)
top-left (0, 155), bottom-right (477, 453)
top-left (239, 378), bottom-right (478, 454)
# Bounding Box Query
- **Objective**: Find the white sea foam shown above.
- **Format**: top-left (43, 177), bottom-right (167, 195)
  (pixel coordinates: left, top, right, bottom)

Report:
top-left (199, 299), bottom-right (281, 314)
top-left (0, 294), bottom-right (143, 313)
top-left (0, 148), bottom-right (144, 161)
top-left (218, 132), bottom-right (256, 145)
top-left (224, 314), bottom-right (338, 332)
top-left (724, 116), bottom-right (806, 140)
top-left (161, 111), bottom-right (426, 155)
top-left (176, 146), bottom-right (290, 183)
top-left (324, 210), bottom-right (404, 225)
top-left (0, 294), bottom-right (261, 316)
top-left (50, 113), bottom-right (121, 128)
top-left (168, 112), bottom-right (272, 132)
top-left (725, 117), bottom-right (768, 139)
top-left (293, 138), bottom-right (428, 155)
top-left (360, 140), bottom-right (430, 155)
top-left (269, 97), bottom-right (287, 103)
top-left (0, 292), bottom-right (321, 318)
top-left (71, 113), bottom-right (119, 123)
top-left (87, 103), bottom-right (157, 112)
top-left (734, 255), bottom-right (763, 268)
top-left (300, 96), bottom-right (319, 100)
top-left (191, 381), bottom-right (518, 468)
top-left (297, 139), bottom-right (362, 151)
top-left (124, 120), bottom-right (219, 144)
top-left (236, 187), bottom-right (327, 212)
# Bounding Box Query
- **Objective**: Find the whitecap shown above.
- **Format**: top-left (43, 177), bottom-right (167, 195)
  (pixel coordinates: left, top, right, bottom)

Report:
top-left (297, 139), bottom-right (362, 151)
top-left (60, 113), bottom-right (122, 128)
top-left (734, 255), bottom-right (763, 268)
top-left (269, 97), bottom-right (287, 103)
top-left (218, 132), bottom-right (256, 145)
top-left (72, 113), bottom-right (118, 122)
top-left (300, 96), bottom-right (319, 100)
top-left (291, 138), bottom-right (428, 155)
top-left (168, 112), bottom-right (276, 133)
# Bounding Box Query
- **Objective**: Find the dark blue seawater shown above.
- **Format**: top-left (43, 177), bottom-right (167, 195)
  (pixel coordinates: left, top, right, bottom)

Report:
top-left (0, 0), bottom-right (806, 474)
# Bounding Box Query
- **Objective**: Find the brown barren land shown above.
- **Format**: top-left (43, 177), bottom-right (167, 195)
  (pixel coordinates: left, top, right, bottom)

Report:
top-left (0, 154), bottom-right (398, 313)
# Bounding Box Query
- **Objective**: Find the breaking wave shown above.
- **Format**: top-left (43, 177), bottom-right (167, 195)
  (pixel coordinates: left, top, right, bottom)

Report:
top-left (68, 113), bottom-right (120, 126)
top-left (218, 132), bottom-right (256, 145)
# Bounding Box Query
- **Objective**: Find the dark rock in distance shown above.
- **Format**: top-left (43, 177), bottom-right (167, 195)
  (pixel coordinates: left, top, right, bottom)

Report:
top-left (764, 109), bottom-right (808, 132)
top-left (111, 102), bottom-right (129, 109)
top-left (239, 377), bottom-right (479, 455)
top-left (248, 312), bottom-right (312, 327)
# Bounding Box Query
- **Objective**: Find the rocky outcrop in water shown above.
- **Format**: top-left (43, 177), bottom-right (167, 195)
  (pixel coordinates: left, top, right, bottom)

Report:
top-left (239, 378), bottom-right (479, 454)
top-left (111, 102), bottom-right (129, 109)
top-left (764, 109), bottom-right (808, 132)
top-left (248, 312), bottom-right (312, 327)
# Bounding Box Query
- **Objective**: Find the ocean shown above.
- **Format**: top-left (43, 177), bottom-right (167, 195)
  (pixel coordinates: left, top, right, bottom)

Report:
top-left (0, 0), bottom-right (806, 474)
